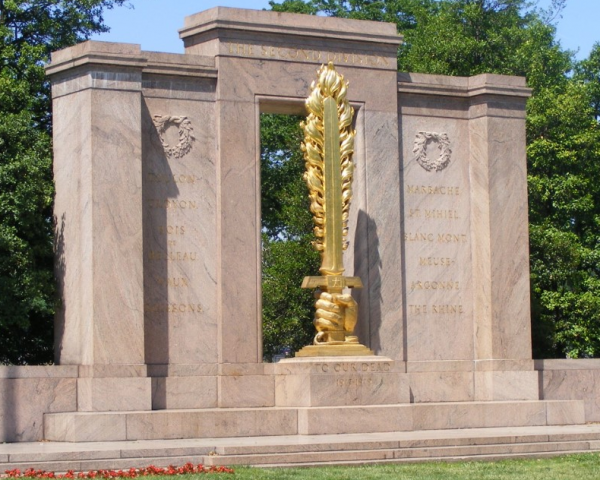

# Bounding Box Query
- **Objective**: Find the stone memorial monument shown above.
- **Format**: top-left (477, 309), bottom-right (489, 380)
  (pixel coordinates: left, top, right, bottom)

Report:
top-left (3, 6), bottom-right (600, 468)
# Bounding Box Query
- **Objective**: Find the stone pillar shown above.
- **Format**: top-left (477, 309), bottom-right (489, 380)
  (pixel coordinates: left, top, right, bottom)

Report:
top-left (468, 75), bottom-right (536, 400)
top-left (48, 42), bottom-right (151, 410)
top-left (469, 75), bottom-right (532, 362)
top-left (399, 73), bottom-right (536, 402)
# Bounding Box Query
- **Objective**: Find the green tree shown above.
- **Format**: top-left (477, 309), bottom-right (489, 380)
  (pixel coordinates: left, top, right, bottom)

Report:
top-left (576, 42), bottom-right (600, 120)
top-left (0, 0), bottom-right (129, 364)
top-left (260, 114), bottom-right (320, 360)
top-left (527, 48), bottom-right (600, 357)
top-left (266, 0), bottom-right (600, 358)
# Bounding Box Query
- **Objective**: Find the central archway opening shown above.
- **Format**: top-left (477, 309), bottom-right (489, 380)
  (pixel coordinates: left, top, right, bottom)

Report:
top-left (259, 112), bottom-right (319, 361)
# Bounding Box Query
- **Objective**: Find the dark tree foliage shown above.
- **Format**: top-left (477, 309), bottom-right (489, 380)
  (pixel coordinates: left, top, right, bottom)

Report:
top-left (260, 114), bottom-right (320, 360)
top-left (0, 0), bottom-right (129, 364)
top-left (528, 51), bottom-right (600, 358)
top-left (265, 0), bottom-right (600, 358)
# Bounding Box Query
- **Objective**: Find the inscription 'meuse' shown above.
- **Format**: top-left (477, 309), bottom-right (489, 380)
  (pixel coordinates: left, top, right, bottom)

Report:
top-left (226, 43), bottom-right (390, 67)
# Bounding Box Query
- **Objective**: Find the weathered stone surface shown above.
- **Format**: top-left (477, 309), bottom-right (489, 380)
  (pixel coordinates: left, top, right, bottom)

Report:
top-left (44, 412), bottom-right (127, 442)
top-left (142, 88), bottom-right (218, 366)
top-left (219, 375), bottom-right (275, 408)
top-left (538, 361), bottom-right (600, 422)
top-left (474, 371), bottom-right (538, 401)
top-left (152, 377), bottom-right (218, 409)
top-left (546, 400), bottom-right (586, 425)
top-left (409, 372), bottom-right (474, 403)
top-left (0, 378), bottom-right (76, 442)
top-left (276, 371), bottom-right (409, 407)
top-left (77, 378), bottom-right (151, 412)
top-left (124, 409), bottom-right (298, 440)
top-left (50, 42), bottom-right (145, 366)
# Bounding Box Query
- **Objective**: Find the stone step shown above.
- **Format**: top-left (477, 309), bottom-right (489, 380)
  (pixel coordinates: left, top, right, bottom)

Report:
top-left (44, 400), bottom-right (585, 442)
top-left (256, 450), bottom-right (600, 468)
top-left (204, 440), bottom-right (596, 466)
top-left (214, 430), bottom-right (600, 456)
top-left (2, 426), bottom-right (600, 471)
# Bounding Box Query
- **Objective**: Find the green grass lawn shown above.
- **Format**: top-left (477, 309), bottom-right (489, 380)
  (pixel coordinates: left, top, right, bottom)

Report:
top-left (187, 453), bottom-right (600, 479)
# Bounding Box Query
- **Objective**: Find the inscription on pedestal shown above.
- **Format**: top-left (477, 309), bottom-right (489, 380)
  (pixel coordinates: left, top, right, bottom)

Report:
top-left (313, 362), bottom-right (392, 373)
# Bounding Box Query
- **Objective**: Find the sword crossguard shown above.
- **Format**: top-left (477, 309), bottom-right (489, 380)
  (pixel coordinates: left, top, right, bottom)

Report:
top-left (301, 275), bottom-right (363, 290)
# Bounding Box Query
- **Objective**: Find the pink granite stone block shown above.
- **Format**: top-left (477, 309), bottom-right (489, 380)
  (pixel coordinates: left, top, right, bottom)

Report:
top-left (219, 375), bottom-right (275, 408)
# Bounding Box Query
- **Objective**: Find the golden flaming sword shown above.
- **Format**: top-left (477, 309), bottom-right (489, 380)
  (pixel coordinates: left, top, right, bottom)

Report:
top-left (300, 62), bottom-right (365, 348)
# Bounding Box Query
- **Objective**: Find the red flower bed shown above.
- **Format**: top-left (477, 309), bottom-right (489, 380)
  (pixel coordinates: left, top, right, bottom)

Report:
top-left (3, 463), bottom-right (234, 478)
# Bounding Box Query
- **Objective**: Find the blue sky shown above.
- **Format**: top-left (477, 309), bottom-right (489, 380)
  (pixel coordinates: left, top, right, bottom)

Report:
top-left (91, 1), bottom-right (599, 61)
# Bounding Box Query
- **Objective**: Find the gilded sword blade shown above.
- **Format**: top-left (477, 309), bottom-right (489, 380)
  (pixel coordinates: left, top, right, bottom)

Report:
top-left (321, 95), bottom-right (345, 277)
top-left (301, 62), bottom-right (362, 292)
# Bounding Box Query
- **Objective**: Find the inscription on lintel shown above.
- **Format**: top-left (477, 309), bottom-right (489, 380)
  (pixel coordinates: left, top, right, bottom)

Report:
top-left (225, 43), bottom-right (391, 67)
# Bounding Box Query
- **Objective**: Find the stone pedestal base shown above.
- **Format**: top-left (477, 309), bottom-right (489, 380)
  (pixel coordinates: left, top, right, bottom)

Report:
top-left (43, 400), bottom-right (586, 442)
top-left (76, 365), bottom-right (151, 412)
top-left (295, 344), bottom-right (374, 357)
top-left (273, 356), bottom-right (408, 407)
top-left (77, 378), bottom-right (151, 412)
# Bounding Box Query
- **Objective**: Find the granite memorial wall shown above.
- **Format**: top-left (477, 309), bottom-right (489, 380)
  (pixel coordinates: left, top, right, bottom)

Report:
top-left (1, 7), bottom-right (598, 443)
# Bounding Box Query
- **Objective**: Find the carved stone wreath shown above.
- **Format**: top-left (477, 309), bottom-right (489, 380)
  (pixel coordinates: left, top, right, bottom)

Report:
top-left (152, 115), bottom-right (195, 159)
top-left (413, 131), bottom-right (452, 172)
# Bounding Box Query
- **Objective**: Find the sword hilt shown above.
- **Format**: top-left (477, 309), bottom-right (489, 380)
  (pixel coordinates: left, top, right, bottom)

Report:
top-left (301, 275), bottom-right (363, 291)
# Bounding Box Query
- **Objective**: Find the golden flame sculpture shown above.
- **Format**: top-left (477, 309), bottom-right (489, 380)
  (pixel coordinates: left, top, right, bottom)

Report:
top-left (296, 62), bottom-right (373, 357)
